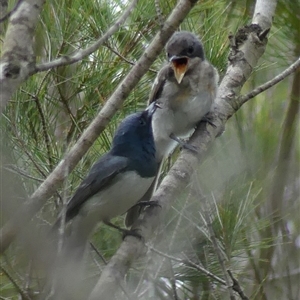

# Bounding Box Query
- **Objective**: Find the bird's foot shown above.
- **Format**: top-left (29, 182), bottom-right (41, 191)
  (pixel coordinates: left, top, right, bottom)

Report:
top-left (170, 133), bottom-right (198, 154)
top-left (122, 228), bottom-right (142, 240)
top-left (131, 200), bottom-right (161, 212)
top-left (200, 112), bottom-right (225, 137)
top-left (201, 116), bottom-right (215, 127)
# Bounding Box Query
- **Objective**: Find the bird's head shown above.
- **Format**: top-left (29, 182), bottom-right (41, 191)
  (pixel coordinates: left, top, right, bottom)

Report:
top-left (111, 102), bottom-right (159, 157)
top-left (166, 31), bottom-right (205, 84)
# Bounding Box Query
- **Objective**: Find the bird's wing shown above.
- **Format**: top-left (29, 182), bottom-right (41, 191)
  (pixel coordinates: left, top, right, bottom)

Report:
top-left (148, 64), bottom-right (171, 105)
top-left (125, 161), bottom-right (161, 227)
top-left (64, 154), bottom-right (129, 221)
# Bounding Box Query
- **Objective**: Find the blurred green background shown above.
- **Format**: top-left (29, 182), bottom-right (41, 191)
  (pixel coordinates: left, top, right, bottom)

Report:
top-left (0, 0), bottom-right (299, 299)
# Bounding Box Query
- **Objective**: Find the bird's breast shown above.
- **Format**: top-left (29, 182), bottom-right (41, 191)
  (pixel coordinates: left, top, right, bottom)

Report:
top-left (79, 171), bottom-right (155, 223)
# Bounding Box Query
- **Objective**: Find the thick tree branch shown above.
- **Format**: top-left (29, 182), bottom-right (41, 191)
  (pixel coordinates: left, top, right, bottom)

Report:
top-left (0, 0), bottom-right (45, 112)
top-left (88, 0), bottom-right (280, 298)
top-left (0, 0), bottom-right (199, 254)
top-left (34, 0), bottom-right (138, 73)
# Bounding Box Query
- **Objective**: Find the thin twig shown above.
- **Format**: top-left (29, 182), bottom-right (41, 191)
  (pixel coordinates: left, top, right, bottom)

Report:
top-left (239, 57), bottom-right (300, 105)
top-left (0, 265), bottom-right (31, 300)
top-left (33, 94), bottom-right (53, 170)
top-left (204, 213), bottom-right (235, 300)
top-left (197, 184), bottom-right (236, 300)
top-left (90, 242), bottom-right (108, 265)
top-left (167, 258), bottom-right (179, 300)
top-left (3, 165), bottom-right (44, 182)
top-left (148, 245), bottom-right (226, 286)
top-left (10, 122), bottom-right (47, 178)
top-left (35, 0), bottom-right (138, 72)
top-left (105, 44), bottom-right (157, 74)
top-left (227, 270), bottom-right (249, 300)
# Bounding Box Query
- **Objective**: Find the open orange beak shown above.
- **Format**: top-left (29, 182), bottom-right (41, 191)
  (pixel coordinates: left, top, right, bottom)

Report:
top-left (170, 56), bottom-right (189, 84)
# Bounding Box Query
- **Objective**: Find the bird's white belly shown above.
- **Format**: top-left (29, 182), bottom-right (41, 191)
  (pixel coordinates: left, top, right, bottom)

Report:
top-left (79, 171), bottom-right (154, 225)
top-left (152, 92), bottom-right (212, 159)
top-left (152, 107), bottom-right (177, 160)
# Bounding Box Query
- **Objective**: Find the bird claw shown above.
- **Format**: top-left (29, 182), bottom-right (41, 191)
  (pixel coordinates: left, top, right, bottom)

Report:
top-left (169, 133), bottom-right (198, 154)
top-left (181, 143), bottom-right (198, 153)
top-left (132, 200), bottom-right (161, 212)
top-left (201, 113), bottom-right (216, 128)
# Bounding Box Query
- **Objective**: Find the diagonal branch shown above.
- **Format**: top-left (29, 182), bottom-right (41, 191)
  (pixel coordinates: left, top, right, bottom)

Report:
top-left (34, 0), bottom-right (138, 73)
top-left (88, 0), bottom-right (281, 298)
top-left (0, 0), bottom-right (199, 254)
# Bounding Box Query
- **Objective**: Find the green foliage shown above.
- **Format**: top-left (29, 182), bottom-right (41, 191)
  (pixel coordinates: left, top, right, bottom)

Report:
top-left (0, 0), bottom-right (299, 299)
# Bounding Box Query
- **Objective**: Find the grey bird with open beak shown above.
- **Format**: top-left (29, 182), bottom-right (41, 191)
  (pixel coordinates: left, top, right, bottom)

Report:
top-left (150, 30), bottom-right (219, 160)
top-left (125, 31), bottom-right (219, 227)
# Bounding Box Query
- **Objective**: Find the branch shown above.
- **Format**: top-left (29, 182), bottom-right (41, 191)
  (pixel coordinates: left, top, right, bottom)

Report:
top-left (0, 0), bottom-right (199, 254)
top-left (88, 0), bottom-right (279, 298)
top-left (227, 270), bottom-right (249, 300)
top-left (0, 0), bottom-right (45, 112)
top-left (34, 0), bottom-right (138, 73)
top-left (0, 0), bottom-right (23, 23)
top-left (105, 44), bottom-right (157, 73)
top-left (239, 57), bottom-right (300, 105)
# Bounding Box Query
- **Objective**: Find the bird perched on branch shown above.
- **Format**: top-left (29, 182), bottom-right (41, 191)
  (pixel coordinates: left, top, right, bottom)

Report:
top-left (53, 103), bottom-right (159, 253)
top-left (125, 31), bottom-right (219, 227)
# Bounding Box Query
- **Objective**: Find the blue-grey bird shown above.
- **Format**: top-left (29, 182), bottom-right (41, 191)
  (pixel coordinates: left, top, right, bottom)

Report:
top-left (125, 31), bottom-right (219, 227)
top-left (54, 103), bottom-right (158, 248)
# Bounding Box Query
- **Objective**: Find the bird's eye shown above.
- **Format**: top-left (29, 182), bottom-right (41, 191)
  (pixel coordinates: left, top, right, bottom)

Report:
top-left (167, 52), bottom-right (171, 59)
top-left (187, 46), bottom-right (194, 54)
top-left (139, 117), bottom-right (146, 126)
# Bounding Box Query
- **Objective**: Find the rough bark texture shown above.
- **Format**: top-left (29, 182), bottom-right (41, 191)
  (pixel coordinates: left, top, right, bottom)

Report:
top-left (0, 0), bottom-right (199, 254)
top-left (0, 0), bottom-right (45, 112)
top-left (88, 0), bottom-right (279, 298)
top-left (0, 0), bottom-right (8, 34)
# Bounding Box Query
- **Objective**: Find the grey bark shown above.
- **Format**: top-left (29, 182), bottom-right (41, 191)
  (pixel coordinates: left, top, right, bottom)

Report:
top-left (0, 0), bottom-right (45, 112)
top-left (0, 0), bottom-right (199, 253)
top-left (88, 0), bottom-right (279, 299)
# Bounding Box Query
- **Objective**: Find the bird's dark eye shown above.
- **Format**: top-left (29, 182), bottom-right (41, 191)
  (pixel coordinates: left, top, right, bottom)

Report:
top-left (139, 117), bottom-right (146, 126)
top-left (167, 52), bottom-right (171, 59)
top-left (187, 46), bottom-right (194, 54)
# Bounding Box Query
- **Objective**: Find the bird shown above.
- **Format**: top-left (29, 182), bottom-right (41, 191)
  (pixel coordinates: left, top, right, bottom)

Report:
top-left (125, 31), bottom-right (219, 227)
top-left (53, 102), bottom-right (159, 251)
